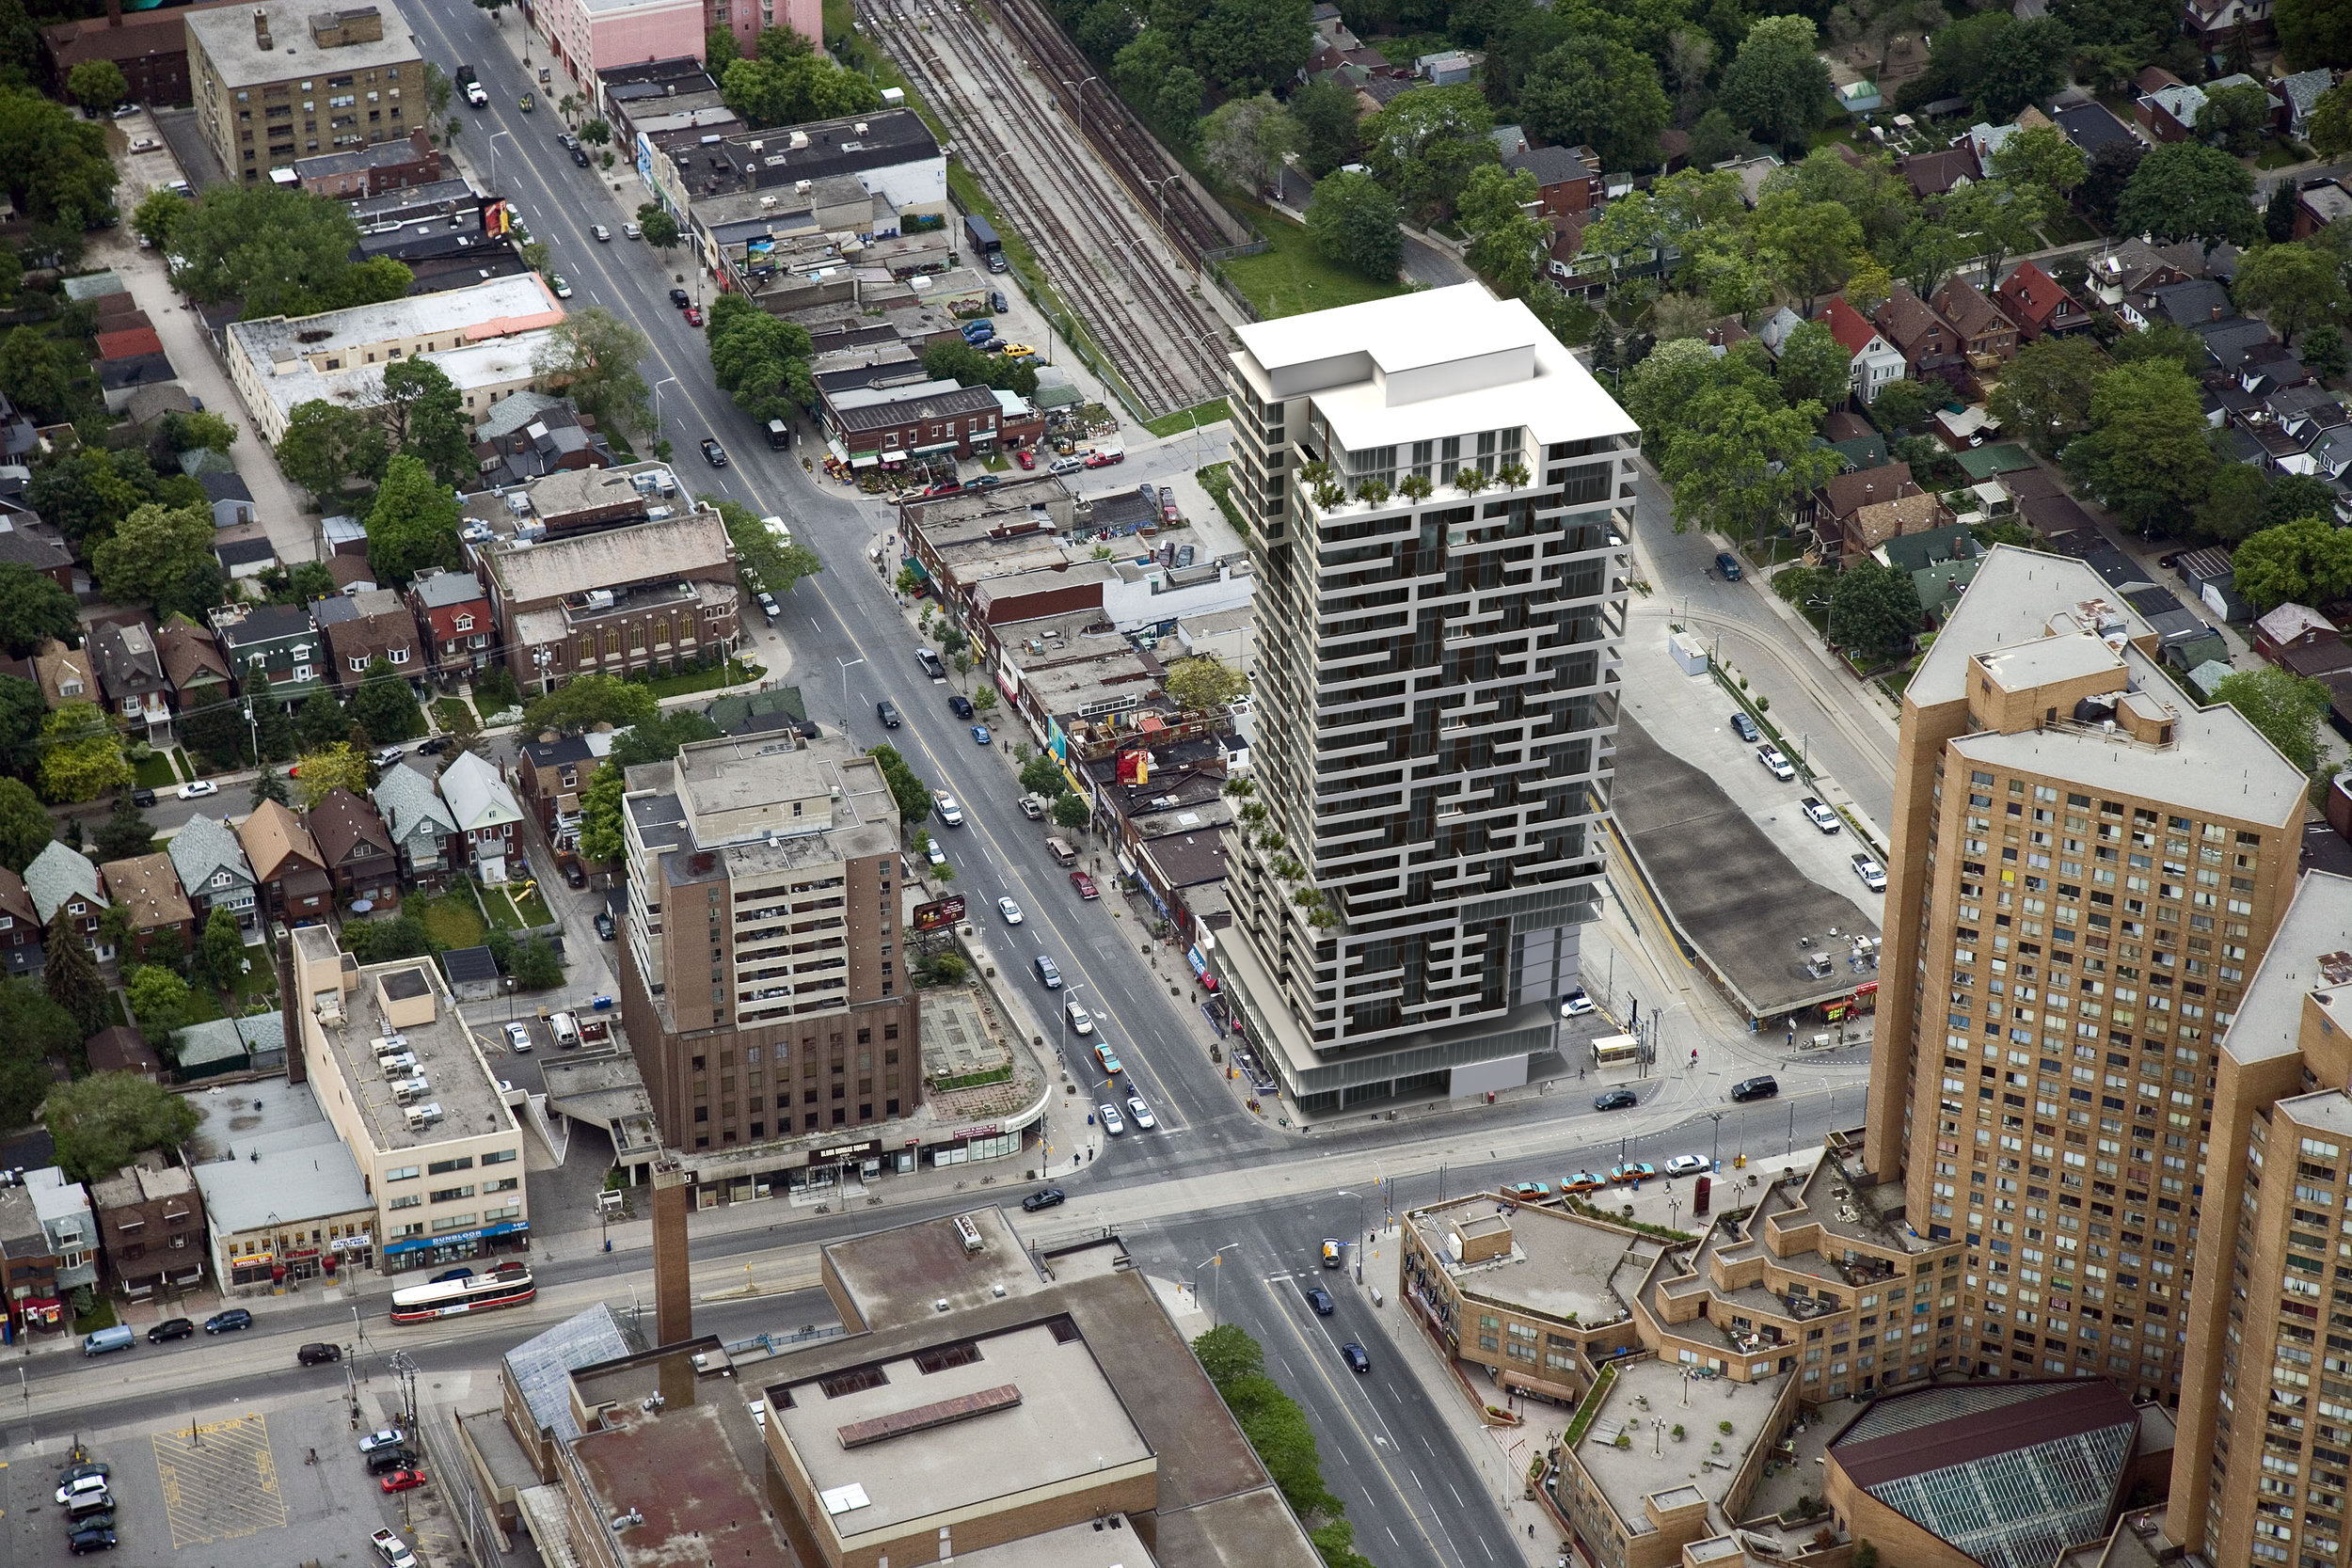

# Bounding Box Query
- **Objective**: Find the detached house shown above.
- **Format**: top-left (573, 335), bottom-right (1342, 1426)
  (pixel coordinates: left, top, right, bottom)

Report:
top-left (437, 751), bottom-right (524, 884)
top-left (408, 567), bottom-right (494, 686)
top-left (167, 814), bottom-right (259, 937)
top-left (0, 865), bottom-right (40, 976)
top-left (1930, 276), bottom-right (2020, 365)
top-left (373, 765), bottom-right (459, 890)
top-left (1811, 464), bottom-right (1926, 565)
top-left (210, 601), bottom-right (323, 705)
top-left (1818, 297), bottom-right (1906, 404)
top-left (1873, 285), bottom-right (1965, 381)
top-left (33, 638), bottom-right (93, 709)
top-left (305, 788), bottom-right (399, 909)
top-left (234, 800), bottom-right (330, 924)
top-left (97, 854), bottom-right (195, 962)
top-left (87, 619), bottom-right (173, 742)
top-left (155, 613), bottom-right (231, 728)
top-left (315, 588), bottom-right (422, 697)
top-left (516, 731), bottom-right (613, 850)
top-left (1993, 261), bottom-right (2091, 341)
top-left (24, 841), bottom-right (106, 959)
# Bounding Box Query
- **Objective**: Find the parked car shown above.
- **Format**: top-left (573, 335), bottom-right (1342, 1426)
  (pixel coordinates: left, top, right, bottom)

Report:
top-left (380, 1469), bottom-right (427, 1494)
top-left (1125, 1094), bottom-right (1154, 1130)
top-left (1610, 1162), bottom-right (1657, 1184)
top-left (358, 1429), bottom-right (407, 1455)
top-left (1728, 712), bottom-right (1759, 742)
top-left (415, 737), bottom-right (449, 754)
top-left (563, 860), bottom-right (588, 888)
top-left (668, 287), bottom-right (690, 307)
top-left (1731, 1074), bottom-right (1780, 1102)
top-left (1756, 744), bottom-right (1795, 782)
top-left (147, 1317), bottom-right (194, 1342)
top-left (948, 694), bottom-right (974, 718)
top-left (1099, 1101), bottom-right (1124, 1134)
top-left (685, 306), bottom-right (703, 326)
top-left (1851, 852), bottom-right (1887, 892)
top-left (1341, 1342), bottom-right (1371, 1373)
top-left (364, 1447), bottom-right (416, 1475)
top-left (177, 780), bottom-right (217, 800)
top-left (58, 1463), bottom-right (110, 1488)
top-left (1034, 955), bottom-right (1062, 989)
top-left (1715, 550), bottom-right (1742, 580)
top-left (701, 438), bottom-right (728, 467)
top-left (204, 1307), bottom-right (252, 1335)
top-left (595, 911), bottom-right (616, 941)
top-left (1594, 1087), bottom-right (1638, 1111)
top-left (1065, 999), bottom-right (1094, 1035)
top-left (1559, 990), bottom-right (1594, 1018)
top-left (1070, 871), bottom-right (1100, 899)
top-left (990, 290), bottom-right (1009, 312)
top-left (56, 1474), bottom-right (111, 1506)
top-left (503, 1022), bottom-right (532, 1051)
top-left (998, 896), bottom-right (1024, 925)
top-left (1049, 456), bottom-right (1085, 476)
top-left (1305, 1286), bottom-right (1334, 1315)
top-left (1799, 797), bottom-right (1841, 833)
top-left (131, 787), bottom-right (156, 807)
top-left (1502, 1180), bottom-right (1549, 1200)
top-left (1664, 1154), bottom-right (1708, 1177)
top-left (68, 1527), bottom-right (117, 1555)
top-left (1561, 1171), bottom-right (1607, 1194)
top-left (915, 647), bottom-right (946, 677)
top-left (298, 1341), bottom-right (342, 1365)
top-left (1022, 1187), bottom-right (1066, 1212)
top-left (569, 145), bottom-right (590, 166)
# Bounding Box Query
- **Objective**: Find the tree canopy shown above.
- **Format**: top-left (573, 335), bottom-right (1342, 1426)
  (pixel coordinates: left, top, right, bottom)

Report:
top-left (38, 702), bottom-right (129, 803)
top-left (294, 742), bottom-right (371, 808)
top-left (365, 454), bottom-right (464, 587)
top-left (167, 182), bottom-right (412, 317)
top-left (533, 306), bottom-right (652, 439)
top-left (2060, 356), bottom-right (2215, 533)
top-left (1305, 170), bottom-right (1403, 282)
top-left (2231, 515), bottom-right (2352, 610)
top-left (350, 657), bottom-right (425, 744)
top-left (1519, 36), bottom-right (1671, 172)
top-left (519, 673), bottom-right (660, 737)
top-left (707, 292), bottom-right (817, 427)
top-left (720, 27), bottom-right (884, 128)
top-left (0, 87), bottom-right (119, 230)
top-left (379, 358), bottom-right (475, 485)
top-left (2213, 665), bottom-right (2332, 776)
top-left (276, 399), bottom-right (389, 507)
top-left (1362, 86), bottom-right (1497, 226)
top-left (2115, 142), bottom-right (2261, 249)
top-left (1716, 14), bottom-right (1832, 150)
top-left (43, 1071), bottom-right (201, 1184)
top-left (0, 562), bottom-right (79, 657)
top-left (1900, 11), bottom-right (2073, 120)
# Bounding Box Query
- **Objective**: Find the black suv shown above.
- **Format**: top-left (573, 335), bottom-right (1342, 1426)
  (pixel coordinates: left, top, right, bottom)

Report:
top-left (948, 694), bottom-right (974, 719)
top-left (876, 700), bottom-right (901, 728)
top-left (298, 1342), bottom-right (342, 1366)
top-left (1731, 1074), bottom-right (1780, 1102)
top-left (148, 1316), bottom-right (194, 1342)
top-left (364, 1446), bottom-right (416, 1475)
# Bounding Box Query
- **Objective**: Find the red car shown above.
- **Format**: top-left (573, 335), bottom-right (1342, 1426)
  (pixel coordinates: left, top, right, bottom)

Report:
top-left (380, 1469), bottom-right (427, 1494)
top-left (1016, 448), bottom-right (1036, 469)
top-left (684, 305), bottom-right (704, 327)
top-left (1070, 871), bottom-right (1100, 900)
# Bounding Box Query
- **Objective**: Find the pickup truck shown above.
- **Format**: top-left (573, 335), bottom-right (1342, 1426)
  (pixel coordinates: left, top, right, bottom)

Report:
top-left (1798, 797), bottom-right (1841, 833)
top-left (372, 1527), bottom-right (419, 1568)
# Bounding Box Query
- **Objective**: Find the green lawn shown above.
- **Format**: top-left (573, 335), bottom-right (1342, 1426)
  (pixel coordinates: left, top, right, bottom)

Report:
top-left (2037, 211), bottom-right (2099, 245)
top-left (1197, 462), bottom-right (1247, 535)
top-left (476, 882), bottom-right (526, 932)
top-left (220, 949), bottom-right (278, 1013)
top-left (432, 697), bottom-right (475, 731)
top-left (132, 751), bottom-right (178, 789)
top-left (179, 983), bottom-right (224, 1026)
top-left (511, 885), bottom-right (553, 927)
top-left (169, 748), bottom-right (195, 783)
top-left (1145, 398), bottom-right (1232, 438)
top-left (1216, 207), bottom-right (1407, 320)
top-left (644, 657), bottom-right (761, 699)
top-left (415, 891), bottom-right (486, 951)
top-left (2257, 142), bottom-right (2306, 169)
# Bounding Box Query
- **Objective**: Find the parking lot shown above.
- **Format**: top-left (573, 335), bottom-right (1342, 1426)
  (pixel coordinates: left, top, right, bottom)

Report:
top-left (3, 1391), bottom-right (441, 1568)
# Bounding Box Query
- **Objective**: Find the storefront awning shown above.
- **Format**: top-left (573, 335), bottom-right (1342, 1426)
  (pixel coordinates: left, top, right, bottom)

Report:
top-left (911, 440), bottom-right (959, 455)
top-left (850, 452), bottom-right (879, 468)
top-left (383, 1219), bottom-right (530, 1255)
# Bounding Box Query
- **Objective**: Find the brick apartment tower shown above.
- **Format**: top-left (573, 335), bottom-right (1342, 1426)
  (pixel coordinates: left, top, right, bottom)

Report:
top-left (1860, 546), bottom-right (2303, 1405)
top-left (2169, 874), bottom-right (2352, 1563)
top-left (651, 1161), bottom-right (691, 1347)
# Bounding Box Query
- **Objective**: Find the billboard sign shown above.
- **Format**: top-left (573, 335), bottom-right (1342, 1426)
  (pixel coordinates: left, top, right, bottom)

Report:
top-left (912, 896), bottom-right (965, 932)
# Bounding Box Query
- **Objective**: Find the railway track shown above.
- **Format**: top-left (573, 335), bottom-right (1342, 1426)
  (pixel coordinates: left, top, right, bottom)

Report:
top-left (853, 0), bottom-right (1229, 416)
top-left (983, 0), bottom-right (1234, 261)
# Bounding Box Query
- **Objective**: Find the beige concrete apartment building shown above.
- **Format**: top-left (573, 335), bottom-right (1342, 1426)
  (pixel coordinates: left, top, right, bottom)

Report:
top-left (185, 1), bottom-right (422, 184)
top-left (1859, 545), bottom-right (2306, 1406)
top-left (613, 735), bottom-right (919, 1158)
top-left (290, 925), bottom-right (532, 1275)
top-left (2169, 872), bottom-right (2352, 1567)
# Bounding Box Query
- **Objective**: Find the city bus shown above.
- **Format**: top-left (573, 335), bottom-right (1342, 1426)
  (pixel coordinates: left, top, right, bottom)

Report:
top-left (388, 1262), bottom-right (535, 1323)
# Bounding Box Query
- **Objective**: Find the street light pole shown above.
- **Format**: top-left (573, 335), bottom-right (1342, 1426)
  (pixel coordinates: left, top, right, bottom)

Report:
top-left (1059, 75), bottom-right (1100, 142)
top-left (653, 375), bottom-right (680, 438)
top-left (835, 656), bottom-right (865, 733)
top-left (487, 129), bottom-right (513, 197)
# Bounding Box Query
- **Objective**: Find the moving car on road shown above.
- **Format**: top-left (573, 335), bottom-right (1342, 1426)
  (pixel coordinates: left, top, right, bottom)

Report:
top-left (590, 223), bottom-right (610, 240)
top-left (204, 1307), bottom-right (252, 1334)
top-left (971, 724), bottom-right (991, 745)
top-left (997, 896), bottom-right (1024, 924)
top-left (701, 438), bottom-right (728, 467)
top-left (1092, 1043), bottom-right (1121, 1075)
top-left (1066, 999), bottom-right (1094, 1035)
top-left (298, 1341), bottom-right (342, 1365)
top-left (1021, 1187), bottom-right (1066, 1212)
top-left (1594, 1086), bottom-right (1639, 1111)
top-left (1305, 1286), bottom-right (1333, 1314)
top-left (1099, 1101), bottom-right (1124, 1134)
top-left (1125, 1094), bottom-right (1154, 1130)
top-left (1731, 1074), bottom-right (1780, 1101)
top-left (1034, 955), bottom-right (1062, 989)
top-left (1341, 1342), bottom-right (1371, 1373)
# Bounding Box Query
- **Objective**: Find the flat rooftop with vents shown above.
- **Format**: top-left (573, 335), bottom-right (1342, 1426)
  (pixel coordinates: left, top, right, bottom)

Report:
top-left (769, 1318), bottom-right (1154, 1557)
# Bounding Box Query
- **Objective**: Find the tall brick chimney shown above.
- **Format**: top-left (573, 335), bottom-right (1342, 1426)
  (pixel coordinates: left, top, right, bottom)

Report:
top-left (651, 1161), bottom-right (691, 1346)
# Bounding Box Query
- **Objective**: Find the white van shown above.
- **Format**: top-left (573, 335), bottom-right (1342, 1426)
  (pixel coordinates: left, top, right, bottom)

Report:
top-left (548, 1011), bottom-right (580, 1048)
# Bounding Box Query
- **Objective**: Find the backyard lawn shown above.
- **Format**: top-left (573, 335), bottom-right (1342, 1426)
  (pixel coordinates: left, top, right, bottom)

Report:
top-left (415, 892), bottom-right (487, 951)
top-left (1216, 206), bottom-right (1407, 320)
top-left (478, 881), bottom-right (554, 931)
